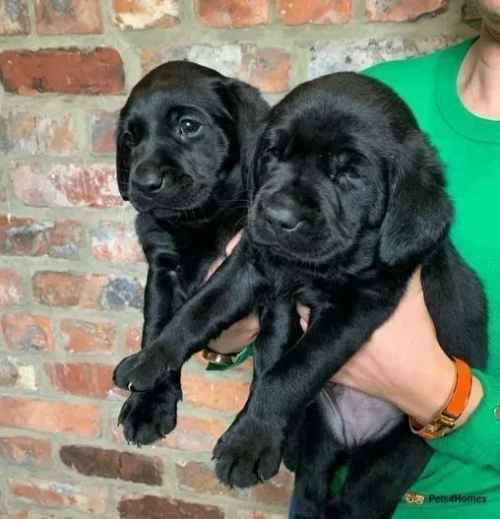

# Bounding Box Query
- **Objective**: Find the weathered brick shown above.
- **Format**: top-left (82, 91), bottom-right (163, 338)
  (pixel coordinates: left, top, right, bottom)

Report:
top-left (11, 163), bottom-right (122, 209)
top-left (32, 271), bottom-right (143, 311)
top-left (124, 325), bottom-right (142, 353)
top-left (176, 461), bottom-right (238, 497)
top-left (0, 48), bottom-right (124, 95)
top-left (90, 222), bottom-right (144, 263)
top-left (45, 362), bottom-right (114, 398)
top-left (35, 0), bottom-right (103, 34)
top-left (2, 313), bottom-right (53, 352)
top-left (0, 510), bottom-right (29, 519)
top-left (118, 495), bottom-right (224, 519)
top-left (60, 445), bottom-right (163, 485)
top-left (462, 0), bottom-right (481, 21)
top-left (0, 0), bottom-right (30, 35)
top-left (196, 0), bottom-right (269, 27)
top-left (0, 397), bottom-right (101, 437)
top-left (309, 35), bottom-right (461, 79)
top-left (61, 319), bottom-right (115, 354)
top-left (251, 468), bottom-right (293, 507)
top-left (32, 271), bottom-right (105, 308)
top-left (8, 479), bottom-right (107, 513)
top-left (0, 269), bottom-right (24, 306)
top-left (182, 373), bottom-right (249, 412)
top-left (0, 215), bottom-right (82, 259)
top-left (0, 436), bottom-right (51, 467)
top-left (244, 47), bottom-right (290, 93)
top-left (278, 0), bottom-right (351, 24)
top-left (366, 0), bottom-right (448, 22)
top-left (142, 44), bottom-right (290, 93)
top-left (112, 0), bottom-right (179, 30)
top-left (238, 513), bottom-right (284, 519)
top-left (0, 112), bottom-right (77, 156)
top-left (90, 110), bottom-right (118, 155)
top-left (0, 357), bottom-right (37, 390)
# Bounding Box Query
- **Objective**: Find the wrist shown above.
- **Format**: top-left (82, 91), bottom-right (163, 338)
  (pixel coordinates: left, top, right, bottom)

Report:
top-left (390, 345), bottom-right (456, 424)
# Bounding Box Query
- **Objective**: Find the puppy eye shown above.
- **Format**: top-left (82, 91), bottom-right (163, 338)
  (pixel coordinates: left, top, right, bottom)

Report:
top-left (266, 147), bottom-right (281, 159)
top-left (122, 131), bottom-right (137, 148)
top-left (179, 118), bottom-right (202, 137)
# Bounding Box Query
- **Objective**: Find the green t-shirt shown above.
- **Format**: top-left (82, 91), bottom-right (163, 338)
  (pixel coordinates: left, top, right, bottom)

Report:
top-left (363, 39), bottom-right (500, 518)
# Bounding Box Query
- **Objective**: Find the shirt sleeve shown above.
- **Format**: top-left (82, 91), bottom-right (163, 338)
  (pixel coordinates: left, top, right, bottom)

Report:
top-left (425, 369), bottom-right (500, 470)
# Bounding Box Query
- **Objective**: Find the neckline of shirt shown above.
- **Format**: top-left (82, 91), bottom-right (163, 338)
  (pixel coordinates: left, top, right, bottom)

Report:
top-left (435, 38), bottom-right (500, 144)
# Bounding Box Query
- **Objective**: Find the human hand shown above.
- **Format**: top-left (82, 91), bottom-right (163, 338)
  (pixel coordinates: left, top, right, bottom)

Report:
top-left (206, 231), bottom-right (260, 355)
top-left (297, 269), bottom-right (483, 429)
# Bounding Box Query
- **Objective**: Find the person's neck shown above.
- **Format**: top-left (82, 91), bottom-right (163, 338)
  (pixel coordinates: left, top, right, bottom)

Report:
top-left (459, 22), bottom-right (500, 119)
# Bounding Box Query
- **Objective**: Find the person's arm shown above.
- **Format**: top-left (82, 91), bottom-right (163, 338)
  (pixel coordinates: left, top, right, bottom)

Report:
top-left (205, 231), bottom-right (260, 358)
top-left (299, 270), bottom-right (500, 471)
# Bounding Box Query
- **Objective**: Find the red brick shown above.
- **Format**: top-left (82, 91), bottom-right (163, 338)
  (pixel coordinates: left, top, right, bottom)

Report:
top-left (0, 48), bottom-right (124, 95)
top-left (90, 110), bottom-right (118, 155)
top-left (278, 0), bottom-right (351, 24)
top-left (91, 222), bottom-right (144, 263)
top-left (124, 325), bottom-right (142, 353)
top-left (118, 495), bottom-right (224, 519)
top-left (32, 271), bottom-right (143, 310)
top-left (0, 436), bottom-right (51, 466)
top-left (0, 0), bottom-right (30, 35)
top-left (142, 44), bottom-right (290, 94)
top-left (366, 0), bottom-right (448, 22)
top-left (112, 0), bottom-right (179, 30)
top-left (0, 397), bottom-right (101, 437)
top-left (1, 112), bottom-right (77, 156)
top-left (35, 0), bottom-right (103, 34)
top-left (32, 271), bottom-right (105, 308)
top-left (245, 47), bottom-right (290, 93)
top-left (182, 373), bottom-right (249, 412)
top-left (45, 362), bottom-right (114, 398)
top-left (61, 319), bottom-right (115, 354)
top-left (2, 313), bottom-right (53, 352)
top-left (9, 479), bottom-right (107, 513)
top-left (60, 445), bottom-right (163, 485)
top-left (0, 215), bottom-right (82, 259)
top-left (176, 461), bottom-right (238, 497)
top-left (251, 468), bottom-right (293, 507)
top-left (196, 0), bottom-right (269, 27)
top-left (0, 269), bottom-right (24, 306)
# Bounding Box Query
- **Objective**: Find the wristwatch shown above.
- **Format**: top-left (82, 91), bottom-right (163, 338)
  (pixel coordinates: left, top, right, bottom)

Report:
top-left (409, 356), bottom-right (472, 439)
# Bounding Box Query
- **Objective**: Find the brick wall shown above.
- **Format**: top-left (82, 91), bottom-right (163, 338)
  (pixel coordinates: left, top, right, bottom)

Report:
top-left (0, 1), bottom-right (479, 518)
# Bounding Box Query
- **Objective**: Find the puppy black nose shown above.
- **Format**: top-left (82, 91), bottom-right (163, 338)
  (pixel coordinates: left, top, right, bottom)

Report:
top-left (132, 165), bottom-right (163, 193)
top-left (264, 204), bottom-right (302, 232)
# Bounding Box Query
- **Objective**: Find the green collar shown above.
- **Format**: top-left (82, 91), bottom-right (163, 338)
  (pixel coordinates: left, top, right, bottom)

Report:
top-left (436, 38), bottom-right (500, 144)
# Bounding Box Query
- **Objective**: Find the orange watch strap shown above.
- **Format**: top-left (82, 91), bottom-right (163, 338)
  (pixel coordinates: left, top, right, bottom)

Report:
top-left (409, 356), bottom-right (472, 439)
top-left (446, 356), bottom-right (472, 418)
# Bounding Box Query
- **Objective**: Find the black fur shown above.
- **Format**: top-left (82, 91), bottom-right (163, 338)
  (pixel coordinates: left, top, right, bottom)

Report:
top-left (113, 60), bottom-right (268, 446)
top-left (113, 72), bottom-right (487, 518)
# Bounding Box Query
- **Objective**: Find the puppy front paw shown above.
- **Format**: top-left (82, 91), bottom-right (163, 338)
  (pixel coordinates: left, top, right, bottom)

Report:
top-left (118, 379), bottom-right (182, 446)
top-left (113, 348), bottom-right (167, 392)
top-left (213, 414), bottom-right (285, 488)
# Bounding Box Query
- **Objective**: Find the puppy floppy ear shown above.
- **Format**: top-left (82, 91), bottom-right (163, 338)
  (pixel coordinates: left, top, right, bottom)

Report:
top-left (115, 116), bottom-right (130, 201)
top-left (215, 79), bottom-right (269, 194)
top-left (378, 131), bottom-right (453, 268)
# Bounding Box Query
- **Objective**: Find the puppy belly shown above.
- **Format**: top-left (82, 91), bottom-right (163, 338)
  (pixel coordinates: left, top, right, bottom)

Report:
top-left (318, 382), bottom-right (403, 449)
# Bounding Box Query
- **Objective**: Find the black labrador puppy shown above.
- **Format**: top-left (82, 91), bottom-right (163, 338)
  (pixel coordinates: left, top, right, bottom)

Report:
top-left (114, 60), bottom-right (268, 446)
top-left (114, 73), bottom-right (487, 517)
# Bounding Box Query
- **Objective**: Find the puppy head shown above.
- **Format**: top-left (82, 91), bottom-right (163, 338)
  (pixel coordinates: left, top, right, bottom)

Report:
top-left (249, 72), bottom-right (452, 272)
top-left (116, 61), bottom-right (268, 222)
